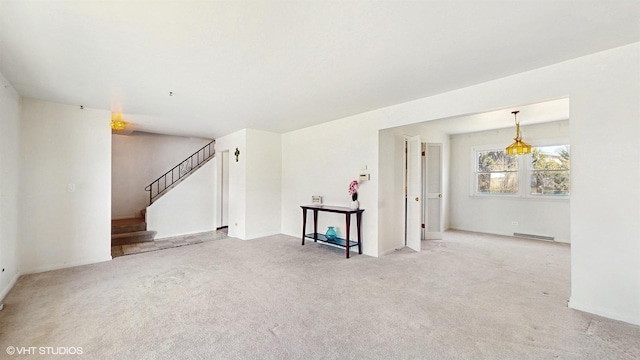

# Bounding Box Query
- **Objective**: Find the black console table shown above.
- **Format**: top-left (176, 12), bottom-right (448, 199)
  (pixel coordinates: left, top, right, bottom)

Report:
top-left (300, 205), bottom-right (364, 258)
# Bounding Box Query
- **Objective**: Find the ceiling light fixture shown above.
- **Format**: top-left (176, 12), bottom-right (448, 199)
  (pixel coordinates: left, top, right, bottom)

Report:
top-left (111, 112), bottom-right (126, 131)
top-left (505, 110), bottom-right (531, 155)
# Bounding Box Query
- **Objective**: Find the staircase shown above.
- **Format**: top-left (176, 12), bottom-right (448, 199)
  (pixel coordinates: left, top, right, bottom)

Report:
top-left (111, 217), bottom-right (157, 246)
top-left (145, 140), bottom-right (216, 205)
top-left (112, 140), bottom-right (215, 249)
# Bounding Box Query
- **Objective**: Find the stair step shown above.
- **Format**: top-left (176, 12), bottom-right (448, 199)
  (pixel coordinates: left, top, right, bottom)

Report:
top-left (112, 217), bottom-right (146, 234)
top-left (112, 223), bottom-right (146, 234)
top-left (111, 230), bottom-right (157, 246)
top-left (112, 217), bottom-right (145, 225)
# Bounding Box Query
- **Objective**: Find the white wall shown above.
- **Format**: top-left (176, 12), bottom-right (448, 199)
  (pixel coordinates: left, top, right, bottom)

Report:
top-left (214, 129), bottom-right (247, 239)
top-left (245, 129), bottom-right (282, 239)
top-left (112, 133), bottom-right (211, 219)
top-left (146, 159), bottom-right (216, 239)
top-left (19, 99), bottom-right (112, 274)
top-left (0, 72), bottom-right (21, 301)
top-left (371, 43), bottom-right (639, 325)
top-left (220, 151), bottom-right (229, 227)
top-left (281, 114), bottom-right (379, 256)
top-left (377, 130), bottom-right (405, 256)
top-left (214, 129), bottom-right (282, 240)
top-left (449, 120), bottom-right (570, 243)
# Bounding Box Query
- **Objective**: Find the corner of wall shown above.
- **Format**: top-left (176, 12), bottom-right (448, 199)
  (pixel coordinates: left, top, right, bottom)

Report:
top-left (0, 71), bottom-right (21, 302)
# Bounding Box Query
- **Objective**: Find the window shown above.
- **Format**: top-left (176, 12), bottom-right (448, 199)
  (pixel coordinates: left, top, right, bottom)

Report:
top-left (475, 150), bottom-right (519, 194)
top-left (473, 144), bottom-right (570, 197)
top-left (530, 145), bottom-right (570, 196)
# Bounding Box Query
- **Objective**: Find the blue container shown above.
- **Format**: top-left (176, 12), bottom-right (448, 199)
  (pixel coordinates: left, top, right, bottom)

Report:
top-left (325, 226), bottom-right (337, 241)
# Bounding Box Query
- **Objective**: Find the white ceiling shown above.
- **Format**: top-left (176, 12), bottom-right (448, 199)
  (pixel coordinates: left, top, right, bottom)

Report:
top-left (0, 1), bottom-right (638, 138)
top-left (417, 98), bottom-right (570, 135)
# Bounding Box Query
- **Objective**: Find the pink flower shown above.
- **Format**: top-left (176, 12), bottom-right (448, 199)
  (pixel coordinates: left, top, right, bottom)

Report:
top-left (349, 180), bottom-right (359, 201)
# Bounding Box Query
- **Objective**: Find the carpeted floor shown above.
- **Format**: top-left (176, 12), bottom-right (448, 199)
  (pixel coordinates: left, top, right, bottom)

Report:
top-left (1, 231), bottom-right (639, 359)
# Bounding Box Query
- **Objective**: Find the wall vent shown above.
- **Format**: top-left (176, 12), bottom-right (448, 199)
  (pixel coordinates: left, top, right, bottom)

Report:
top-left (513, 233), bottom-right (555, 241)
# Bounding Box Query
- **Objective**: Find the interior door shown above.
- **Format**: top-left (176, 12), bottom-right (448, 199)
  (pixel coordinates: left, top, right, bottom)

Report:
top-left (406, 136), bottom-right (422, 251)
top-left (425, 143), bottom-right (443, 239)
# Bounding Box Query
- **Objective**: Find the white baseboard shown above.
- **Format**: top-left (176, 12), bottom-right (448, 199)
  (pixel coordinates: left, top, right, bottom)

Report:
top-left (449, 227), bottom-right (571, 244)
top-left (0, 272), bottom-right (20, 302)
top-left (20, 256), bottom-right (113, 276)
top-left (378, 247), bottom-right (400, 257)
top-left (569, 297), bottom-right (640, 326)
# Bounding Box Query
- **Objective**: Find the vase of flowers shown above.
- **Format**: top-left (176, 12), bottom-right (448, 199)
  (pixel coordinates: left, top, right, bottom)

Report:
top-left (349, 180), bottom-right (359, 209)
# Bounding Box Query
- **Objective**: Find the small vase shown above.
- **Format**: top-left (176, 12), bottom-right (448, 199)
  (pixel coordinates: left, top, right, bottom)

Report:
top-left (325, 226), bottom-right (337, 241)
top-left (350, 200), bottom-right (359, 210)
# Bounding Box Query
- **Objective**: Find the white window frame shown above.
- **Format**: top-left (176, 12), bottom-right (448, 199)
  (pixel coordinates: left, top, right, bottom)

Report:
top-left (472, 145), bottom-right (522, 197)
top-left (471, 139), bottom-right (570, 200)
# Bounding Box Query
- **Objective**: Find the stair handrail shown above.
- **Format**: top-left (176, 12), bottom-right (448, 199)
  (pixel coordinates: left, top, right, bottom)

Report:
top-left (145, 140), bottom-right (216, 205)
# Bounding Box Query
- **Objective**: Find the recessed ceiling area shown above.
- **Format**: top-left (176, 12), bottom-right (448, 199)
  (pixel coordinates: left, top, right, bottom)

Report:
top-left (416, 98), bottom-right (570, 135)
top-left (0, 1), bottom-right (637, 138)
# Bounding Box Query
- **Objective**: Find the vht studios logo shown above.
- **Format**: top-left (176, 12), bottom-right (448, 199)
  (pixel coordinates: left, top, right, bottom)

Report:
top-left (6, 346), bottom-right (83, 355)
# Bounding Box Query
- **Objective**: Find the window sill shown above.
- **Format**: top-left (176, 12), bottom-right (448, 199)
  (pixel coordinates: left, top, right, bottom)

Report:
top-left (470, 194), bottom-right (570, 201)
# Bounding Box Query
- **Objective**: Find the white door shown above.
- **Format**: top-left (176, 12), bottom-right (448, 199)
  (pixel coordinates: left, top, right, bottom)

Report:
top-left (425, 143), bottom-right (443, 239)
top-left (406, 136), bottom-right (422, 252)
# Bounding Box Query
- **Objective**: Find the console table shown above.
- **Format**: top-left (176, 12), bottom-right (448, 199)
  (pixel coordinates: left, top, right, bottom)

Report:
top-left (300, 205), bottom-right (364, 258)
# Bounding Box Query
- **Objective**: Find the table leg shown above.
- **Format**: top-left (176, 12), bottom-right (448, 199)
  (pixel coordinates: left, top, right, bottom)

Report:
top-left (356, 211), bottom-right (362, 254)
top-left (345, 213), bottom-right (351, 258)
top-left (313, 210), bottom-right (318, 242)
top-left (301, 208), bottom-right (307, 245)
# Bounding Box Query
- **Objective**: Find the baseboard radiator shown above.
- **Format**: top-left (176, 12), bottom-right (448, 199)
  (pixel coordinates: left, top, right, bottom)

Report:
top-left (513, 233), bottom-right (555, 241)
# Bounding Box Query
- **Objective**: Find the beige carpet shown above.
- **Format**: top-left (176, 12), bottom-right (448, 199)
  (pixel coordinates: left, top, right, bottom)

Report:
top-left (1, 231), bottom-right (639, 359)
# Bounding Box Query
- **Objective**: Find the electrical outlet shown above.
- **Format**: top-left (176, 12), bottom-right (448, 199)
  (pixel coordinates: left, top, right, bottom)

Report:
top-left (511, 221), bottom-right (519, 226)
top-left (312, 195), bottom-right (322, 204)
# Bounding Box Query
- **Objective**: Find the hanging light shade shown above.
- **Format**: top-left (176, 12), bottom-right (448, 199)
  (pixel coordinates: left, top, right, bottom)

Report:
top-left (111, 112), bottom-right (126, 131)
top-left (506, 110), bottom-right (531, 155)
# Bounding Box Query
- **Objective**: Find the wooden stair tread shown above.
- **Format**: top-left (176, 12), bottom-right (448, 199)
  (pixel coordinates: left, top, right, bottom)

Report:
top-left (111, 230), bottom-right (155, 239)
top-left (111, 230), bottom-right (157, 246)
top-left (112, 217), bottom-right (145, 226)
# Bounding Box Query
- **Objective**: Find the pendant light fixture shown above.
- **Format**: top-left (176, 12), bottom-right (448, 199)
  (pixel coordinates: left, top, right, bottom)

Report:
top-left (111, 112), bottom-right (126, 131)
top-left (505, 110), bottom-right (531, 155)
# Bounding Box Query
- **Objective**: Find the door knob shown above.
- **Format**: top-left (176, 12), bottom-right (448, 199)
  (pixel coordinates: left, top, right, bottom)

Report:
top-left (438, 194), bottom-right (442, 198)
top-left (415, 197), bottom-right (419, 202)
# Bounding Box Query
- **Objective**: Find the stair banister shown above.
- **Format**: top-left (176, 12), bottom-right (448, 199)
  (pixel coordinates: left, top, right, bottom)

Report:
top-left (145, 140), bottom-right (215, 205)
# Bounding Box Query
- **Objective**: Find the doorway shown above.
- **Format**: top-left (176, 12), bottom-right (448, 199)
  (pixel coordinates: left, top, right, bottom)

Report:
top-left (219, 151), bottom-right (229, 230)
top-left (423, 143), bottom-right (443, 240)
top-left (405, 138), bottom-right (443, 251)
